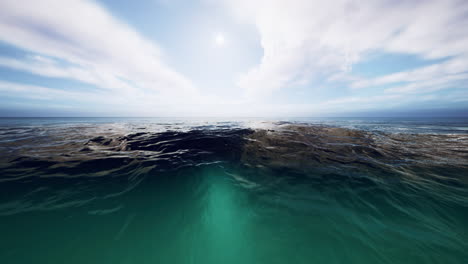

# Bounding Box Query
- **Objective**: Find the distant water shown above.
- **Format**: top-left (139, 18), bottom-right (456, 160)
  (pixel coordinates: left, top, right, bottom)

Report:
top-left (0, 117), bottom-right (467, 264)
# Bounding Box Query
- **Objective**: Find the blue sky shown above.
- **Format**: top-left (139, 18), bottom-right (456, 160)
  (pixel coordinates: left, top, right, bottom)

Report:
top-left (0, 0), bottom-right (467, 117)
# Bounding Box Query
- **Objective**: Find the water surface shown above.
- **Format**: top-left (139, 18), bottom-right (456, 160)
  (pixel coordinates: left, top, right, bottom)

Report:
top-left (0, 117), bottom-right (467, 264)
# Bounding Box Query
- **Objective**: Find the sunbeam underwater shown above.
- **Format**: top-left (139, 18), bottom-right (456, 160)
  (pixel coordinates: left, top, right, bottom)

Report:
top-left (0, 117), bottom-right (467, 264)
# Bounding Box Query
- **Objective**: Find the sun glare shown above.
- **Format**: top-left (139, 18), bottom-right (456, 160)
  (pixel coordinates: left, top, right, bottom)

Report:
top-left (215, 33), bottom-right (225, 46)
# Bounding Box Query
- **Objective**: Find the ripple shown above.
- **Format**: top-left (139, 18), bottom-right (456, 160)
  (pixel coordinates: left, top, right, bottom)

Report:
top-left (0, 120), bottom-right (467, 263)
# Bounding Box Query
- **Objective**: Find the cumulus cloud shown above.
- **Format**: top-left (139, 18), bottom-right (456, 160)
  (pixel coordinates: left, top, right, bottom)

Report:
top-left (1, 0), bottom-right (467, 116)
top-left (0, 0), bottom-right (196, 98)
top-left (221, 0), bottom-right (468, 98)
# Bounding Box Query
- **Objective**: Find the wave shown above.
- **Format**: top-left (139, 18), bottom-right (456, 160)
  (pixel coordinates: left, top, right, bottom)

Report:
top-left (0, 123), bottom-right (467, 214)
top-left (0, 121), bottom-right (467, 263)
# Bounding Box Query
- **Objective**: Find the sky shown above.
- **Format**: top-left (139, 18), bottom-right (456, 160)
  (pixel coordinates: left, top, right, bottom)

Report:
top-left (0, 0), bottom-right (467, 117)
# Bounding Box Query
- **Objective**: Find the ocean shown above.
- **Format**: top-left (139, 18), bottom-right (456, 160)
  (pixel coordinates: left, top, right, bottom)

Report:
top-left (0, 117), bottom-right (467, 264)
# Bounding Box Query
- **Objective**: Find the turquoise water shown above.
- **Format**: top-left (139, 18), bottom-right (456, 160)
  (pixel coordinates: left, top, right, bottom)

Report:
top-left (0, 118), bottom-right (467, 263)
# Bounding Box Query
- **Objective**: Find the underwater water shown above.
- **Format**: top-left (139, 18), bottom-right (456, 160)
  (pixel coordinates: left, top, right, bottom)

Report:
top-left (0, 117), bottom-right (467, 264)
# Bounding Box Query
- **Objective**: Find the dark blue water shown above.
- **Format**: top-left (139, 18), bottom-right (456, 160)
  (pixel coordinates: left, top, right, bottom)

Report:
top-left (0, 117), bottom-right (467, 264)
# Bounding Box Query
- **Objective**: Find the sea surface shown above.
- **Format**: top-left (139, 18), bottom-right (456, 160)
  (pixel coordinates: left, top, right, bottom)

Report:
top-left (0, 117), bottom-right (467, 264)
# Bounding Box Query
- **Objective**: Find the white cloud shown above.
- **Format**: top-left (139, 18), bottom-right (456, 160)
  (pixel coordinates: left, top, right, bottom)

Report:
top-left (221, 0), bottom-right (468, 98)
top-left (351, 57), bottom-right (468, 89)
top-left (383, 73), bottom-right (468, 94)
top-left (0, 80), bottom-right (98, 101)
top-left (0, 79), bottom-right (256, 116)
top-left (0, 0), bottom-right (466, 116)
top-left (0, 56), bottom-right (108, 89)
top-left (0, 0), bottom-right (196, 99)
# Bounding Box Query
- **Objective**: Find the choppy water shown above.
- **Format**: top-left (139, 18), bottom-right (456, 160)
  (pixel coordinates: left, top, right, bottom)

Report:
top-left (0, 117), bottom-right (467, 264)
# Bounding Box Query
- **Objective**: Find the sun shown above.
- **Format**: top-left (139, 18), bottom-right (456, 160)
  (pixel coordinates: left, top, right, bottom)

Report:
top-left (214, 33), bottom-right (225, 46)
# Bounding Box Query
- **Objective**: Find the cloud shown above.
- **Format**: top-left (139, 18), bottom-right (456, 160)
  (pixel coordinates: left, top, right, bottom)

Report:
top-left (0, 79), bottom-right (205, 116)
top-left (0, 0), bottom-right (466, 116)
top-left (0, 56), bottom-right (110, 89)
top-left (221, 0), bottom-right (468, 98)
top-left (0, 0), bottom-right (196, 98)
top-left (0, 79), bottom-right (257, 116)
top-left (0, 80), bottom-right (100, 102)
top-left (351, 56), bottom-right (468, 88)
